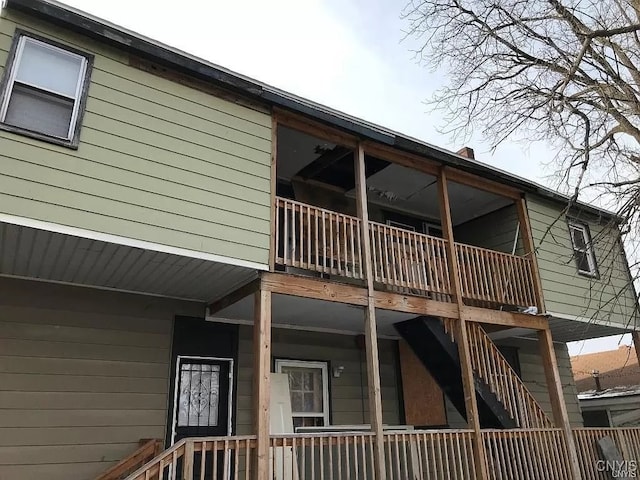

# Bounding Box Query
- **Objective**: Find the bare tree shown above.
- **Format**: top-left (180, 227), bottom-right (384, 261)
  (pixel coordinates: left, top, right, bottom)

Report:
top-left (403, 0), bottom-right (640, 321)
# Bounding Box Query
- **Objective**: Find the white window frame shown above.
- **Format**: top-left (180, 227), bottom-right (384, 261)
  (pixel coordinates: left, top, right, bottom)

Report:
top-left (0, 32), bottom-right (92, 146)
top-left (275, 359), bottom-right (330, 427)
top-left (568, 221), bottom-right (598, 277)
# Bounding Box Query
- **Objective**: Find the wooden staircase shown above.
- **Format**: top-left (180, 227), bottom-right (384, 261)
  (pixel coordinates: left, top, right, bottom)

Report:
top-left (395, 316), bottom-right (552, 429)
top-left (95, 439), bottom-right (163, 480)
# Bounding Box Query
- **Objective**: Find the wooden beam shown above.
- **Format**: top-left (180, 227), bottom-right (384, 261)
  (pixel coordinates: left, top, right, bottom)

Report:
top-left (355, 142), bottom-right (386, 480)
top-left (516, 196), bottom-right (546, 313)
top-left (374, 291), bottom-right (459, 318)
top-left (261, 272), bottom-right (368, 306)
top-left (208, 279), bottom-right (260, 315)
top-left (460, 306), bottom-right (548, 330)
top-left (296, 146), bottom-right (352, 179)
top-left (446, 167), bottom-right (521, 200)
top-left (632, 331), bottom-right (640, 374)
top-left (537, 328), bottom-right (582, 480)
top-left (273, 107), bottom-right (358, 148)
top-left (253, 288), bottom-right (272, 480)
top-left (361, 141), bottom-right (440, 176)
top-left (438, 168), bottom-right (488, 480)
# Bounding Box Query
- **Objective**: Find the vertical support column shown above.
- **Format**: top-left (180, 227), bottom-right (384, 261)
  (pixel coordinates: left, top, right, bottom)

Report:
top-left (354, 143), bottom-right (386, 480)
top-left (515, 196), bottom-right (546, 313)
top-left (437, 168), bottom-right (488, 480)
top-left (253, 285), bottom-right (272, 480)
top-left (632, 331), bottom-right (640, 367)
top-left (538, 327), bottom-right (582, 479)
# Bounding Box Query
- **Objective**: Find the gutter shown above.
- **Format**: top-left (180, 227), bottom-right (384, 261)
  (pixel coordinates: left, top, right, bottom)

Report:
top-left (3, 0), bottom-right (622, 222)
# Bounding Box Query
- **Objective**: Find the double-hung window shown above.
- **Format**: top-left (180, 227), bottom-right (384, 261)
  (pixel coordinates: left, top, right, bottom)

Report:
top-left (568, 220), bottom-right (598, 277)
top-left (275, 359), bottom-right (330, 428)
top-left (0, 32), bottom-right (92, 147)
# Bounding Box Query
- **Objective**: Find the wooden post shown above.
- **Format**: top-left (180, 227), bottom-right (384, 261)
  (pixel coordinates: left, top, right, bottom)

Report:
top-left (253, 286), bottom-right (272, 480)
top-left (632, 331), bottom-right (640, 367)
top-left (538, 327), bottom-right (582, 479)
top-left (437, 168), bottom-right (488, 480)
top-left (354, 142), bottom-right (386, 480)
top-left (269, 116), bottom-right (278, 270)
top-left (515, 196), bottom-right (546, 313)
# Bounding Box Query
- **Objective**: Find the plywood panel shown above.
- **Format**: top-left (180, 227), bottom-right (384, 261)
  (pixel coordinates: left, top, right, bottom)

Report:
top-left (398, 339), bottom-right (447, 426)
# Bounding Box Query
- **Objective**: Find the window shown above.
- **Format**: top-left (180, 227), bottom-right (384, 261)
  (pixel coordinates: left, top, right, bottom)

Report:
top-left (0, 32), bottom-right (92, 147)
top-left (568, 221), bottom-right (598, 277)
top-left (275, 359), bottom-right (330, 428)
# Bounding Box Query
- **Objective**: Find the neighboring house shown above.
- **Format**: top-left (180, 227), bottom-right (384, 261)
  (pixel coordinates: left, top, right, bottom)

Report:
top-left (572, 345), bottom-right (640, 427)
top-left (0, 1), bottom-right (638, 480)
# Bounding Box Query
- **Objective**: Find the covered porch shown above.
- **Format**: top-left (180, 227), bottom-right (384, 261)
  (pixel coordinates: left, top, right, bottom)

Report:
top-left (116, 285), bottom-right (640, 480)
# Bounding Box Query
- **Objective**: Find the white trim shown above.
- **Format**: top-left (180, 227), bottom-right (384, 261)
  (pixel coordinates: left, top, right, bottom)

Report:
top-left (567, 221), bottom-right (598, 276)
top-left (275, 359), bottom-right (330, 427)
top-left (170, 355), bottom-right (234, 446)
top-left (0, 213), bottom-right (268, 271)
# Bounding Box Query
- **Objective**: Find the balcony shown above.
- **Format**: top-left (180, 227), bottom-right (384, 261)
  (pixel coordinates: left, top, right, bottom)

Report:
top-left (275, 197), bottom-right (538, 312)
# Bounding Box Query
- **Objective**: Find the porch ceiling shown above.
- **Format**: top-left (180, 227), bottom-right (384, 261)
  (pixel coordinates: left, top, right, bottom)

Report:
top-left (0, 222), bottom-right (257, 303)
top-left (214, 293), bottom-right (416, 336)
top-left (544, 316), bottom-right (631, 343)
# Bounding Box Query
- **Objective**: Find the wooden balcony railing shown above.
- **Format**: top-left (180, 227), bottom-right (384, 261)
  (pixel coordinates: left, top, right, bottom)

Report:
top-left (369, 221), bottom-right (452, 299)
top-left (467, 322), bottom-right (552, 429)
top-left (276, 197), bottom-right (364, 279)
top-left (456, 242), bottom-right (537, 308)
top-left (275, 197), bottom-right (538, 309)
top-left (482, 428), bottom-right (572, 480)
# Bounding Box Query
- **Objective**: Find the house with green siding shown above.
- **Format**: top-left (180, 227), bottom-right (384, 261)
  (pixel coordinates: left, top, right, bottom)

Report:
top-left (0, 1), bottom-right (638, 479)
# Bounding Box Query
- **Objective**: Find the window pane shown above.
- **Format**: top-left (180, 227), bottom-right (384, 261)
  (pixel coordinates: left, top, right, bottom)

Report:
top-left (16, 39), bottom-right (83, 97)
top-left (570, 227), bottom-right (587, 249)
top-left (177, 363), bottom-right (220, 427)
top-left (280, 364), bottom-right (325, 415)
top-left (576, 251), bottom-right (591, 273)
top-left (5, 85), bottom-right (73, 138)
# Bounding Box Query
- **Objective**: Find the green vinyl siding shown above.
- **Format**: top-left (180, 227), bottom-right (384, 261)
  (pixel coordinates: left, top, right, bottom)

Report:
top-left (454, 204), bottom-right (523, 254)
top-left (234, 326), bottom-right (401, 435)
top-left (0, 276), bottom-right (203, 480)
top-left (527, 195), bottom-right (638, 327)
top-left (0, 12), bottom-right (271, 266)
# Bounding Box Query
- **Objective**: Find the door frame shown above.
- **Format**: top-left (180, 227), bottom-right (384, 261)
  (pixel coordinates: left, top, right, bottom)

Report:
top-left (169, 355), bottom-right (235, 446)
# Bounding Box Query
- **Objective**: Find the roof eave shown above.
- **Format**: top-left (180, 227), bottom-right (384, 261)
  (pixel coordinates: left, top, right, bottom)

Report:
top-left (3, 0), bottom-right (622, 222)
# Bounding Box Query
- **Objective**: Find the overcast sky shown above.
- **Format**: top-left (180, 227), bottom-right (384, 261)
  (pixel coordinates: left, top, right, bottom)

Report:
top-left (59, 0), bottom-right (632, 355)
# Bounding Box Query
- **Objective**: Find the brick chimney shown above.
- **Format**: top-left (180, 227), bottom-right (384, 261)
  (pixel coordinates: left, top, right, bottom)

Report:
top-left (456, 146), bottom-right (475, 159)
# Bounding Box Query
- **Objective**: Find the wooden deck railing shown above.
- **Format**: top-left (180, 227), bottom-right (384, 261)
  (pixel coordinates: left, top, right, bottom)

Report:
top-left (383, 430), bottom-right (476, 480)
top-left (123, 427), bottom-right (640, 480)
top-left (482, 428), bottom-right (572, 480)
top-left (467, 322), bottom-right (552, 429)
top-left (573, 427), bottom-right (640, 479)
top-left (96, 439), bottom-right (163, 480)
top-left (275, 197), bottom-right (364, 279)
top-left (124, 435), bottom-right (256, 480)
top-left (275, 197), bottom-right (537, 309)
top-left (270, 431), bottom-right (376, 479)
top-left (369, 221), bottom-right (452, 299)
top-left (455, 242), bottom-right (537, 308)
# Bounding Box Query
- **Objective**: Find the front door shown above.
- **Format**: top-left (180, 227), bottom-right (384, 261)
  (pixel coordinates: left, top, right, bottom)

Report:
top-left (173, 356), bottom-right (231, 441)
top-left (167, 317), bottom-right (238, 479)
